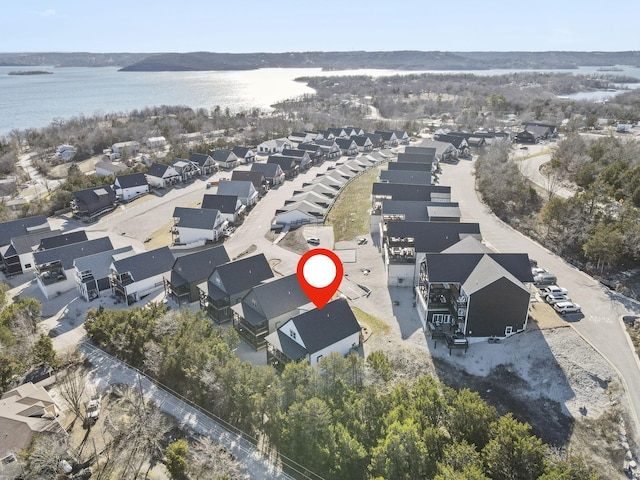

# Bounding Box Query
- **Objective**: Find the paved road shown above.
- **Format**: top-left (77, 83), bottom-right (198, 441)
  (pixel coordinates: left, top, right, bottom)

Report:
top-left (442, 157), bottom-right (640, 435)
top-left (513, 145), bottom-right (574, 199)
top-left (80, 341), bottom-right (292, 480)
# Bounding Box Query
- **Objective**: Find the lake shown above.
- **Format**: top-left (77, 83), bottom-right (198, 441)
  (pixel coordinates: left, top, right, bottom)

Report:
top-left (3, 65), bottom-right (640, 137)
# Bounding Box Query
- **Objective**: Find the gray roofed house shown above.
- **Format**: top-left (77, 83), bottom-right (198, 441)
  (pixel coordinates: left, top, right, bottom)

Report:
top-left (172, 207), bottom-right (226, 244)
top-left (171, 158), bottom-right (201, 182)
top-left (1, 228), bottom-right (59, 276)
top-left (0, 215), bottom-right (49, 250)
top-left (364, 132), bottom-right (384, 149)
top-left (201, 194), bottom-right (245, 224)
top-left (379, 169), bottom-right (432, 185)
top-left (146, 163), bottom-right (181, 189)
top-left (216, 180), bottom-right (258, 207)
top-left (334, 138), bottom-right (359, 156)
top-left (418, 253), bottom-right (532, 339)
top-left (113, 172), bottom-right (149, 201)
top-left (384, 221), bottom-right (482, 287)
top-left (74, 246), bottom-right (133, 301)
top-left (231, 170), bottom-right (267, 195)
top-left (95, 161), bottom-right (128, 176)
top-left (374, 130), bottom-right (399, 146)
top-left (250, 162), bottom-right (285, 186)
top-left (265, 298), bottom-right (362, 371)
top-left (39, 231), bottom-right (88, 251)
top-left (381, 200), bottom-right (460, 224)
top-left (372, 183), bottom-right (451, 204)
top-left (190, 153), bottom-right (217, 175)
top-left (417, 139), bottom-right (458, 163)
top-left (211, 149), bottom-right (238, 169)
top-left (296, 143), bottom-right (324, 162)
top-left (110, 246), bottom-right (175, 305)
top-left (33, 237), bottom-right (115, 299)
top-left (351, 135), bottom-right (374, 152)
top-left (232, 146), bottom-right (256, 164)
top-left (232, 273), bottom-right (312, 350)
top-left (387, 161), bottom-right (433, 172)
top-left (434, 134), bottom-right (470, 156)
top-left (164, 245), bottom-right (230, 305)
top-left (71, 185), bottom-right (117, 221)
top-left (267, 155), bottom-right (298, 178)
top-left (312, 139), bottom-right (341, 159)
top-left (198, 253), bottom-right (274, 324)
top-left (397, 152), bottom-right (436, 165)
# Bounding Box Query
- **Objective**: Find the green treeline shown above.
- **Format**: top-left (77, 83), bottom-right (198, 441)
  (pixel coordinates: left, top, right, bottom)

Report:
top-left (84, 305), bottom-right (598, 479)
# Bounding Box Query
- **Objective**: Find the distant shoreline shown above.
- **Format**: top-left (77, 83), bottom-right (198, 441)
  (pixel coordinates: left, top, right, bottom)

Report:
top-left (8, 70), bottom-right (53, 75)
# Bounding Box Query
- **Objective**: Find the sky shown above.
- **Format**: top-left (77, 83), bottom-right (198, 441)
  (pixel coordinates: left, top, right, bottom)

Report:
top-left (2, 1), bottom-right (639, 53)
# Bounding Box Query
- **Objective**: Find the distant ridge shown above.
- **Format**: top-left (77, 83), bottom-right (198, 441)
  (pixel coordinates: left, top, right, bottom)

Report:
top-left (1, 50), bottom-right (639, 71)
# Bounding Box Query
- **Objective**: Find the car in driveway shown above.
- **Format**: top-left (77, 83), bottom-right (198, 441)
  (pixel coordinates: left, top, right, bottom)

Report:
top-left (554, 301), bottom-right (581, 315)
top-left (306, 237), bottom-right (320, 246)
top-left (540, 285), bottom-right (568, 295)
top-left (545, 293), bottom-right (570, 304)
top-left (534, 273), bottom-right (558, 285)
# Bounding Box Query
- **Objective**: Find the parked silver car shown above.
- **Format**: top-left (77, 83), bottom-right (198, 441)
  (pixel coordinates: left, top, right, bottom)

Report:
top-left (554, 301), bottom-right (581, 315)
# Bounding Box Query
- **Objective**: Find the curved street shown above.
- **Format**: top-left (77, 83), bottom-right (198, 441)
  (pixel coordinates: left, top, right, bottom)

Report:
top-left (441, 156), bottom-right (640, 434)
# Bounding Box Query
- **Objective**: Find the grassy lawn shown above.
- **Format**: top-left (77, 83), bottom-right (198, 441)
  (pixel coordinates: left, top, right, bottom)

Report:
top-left (326, 167), bottom-right (378, 242)
top-left (352, 306), bottom-right (390, 335)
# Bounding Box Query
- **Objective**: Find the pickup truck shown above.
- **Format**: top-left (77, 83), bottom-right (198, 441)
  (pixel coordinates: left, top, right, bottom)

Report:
top-left (86, 395), bottom-right (102, 421)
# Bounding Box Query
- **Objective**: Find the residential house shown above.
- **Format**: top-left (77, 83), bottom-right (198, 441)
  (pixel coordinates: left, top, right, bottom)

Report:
top-left (265, 298), bottom-right (362, 371)
top-left (251, 162), bottom-right (285, 187)
top-left (365, 133), bottom-right (384, 149)
top-left (198, 253), bottom-right (274, 324)
top-left (282, 149), bottom-right (313, 168)
top-left (417, 251), bottom-right (533, 339)
top-left (211, 149), bottom-right (239, 170)
top-left (313, 139), bottom-right (341, 159)
top-left (286, 191), bottom-right (331, 209)
top-left (0, 382), bottom-right (66, 459)
top-left (379, 170), bottom-right (432, 185)
top-left (190, 153), bottom-right (217, 176)
top-left (383, 221), bottom-right (482, 287)
top-left (232, 146), bottom-right (256, 164)
top-left (113, 172), bottom-right (149, 202)
top-left (54, 145), bottom-right (77, 161)
top-left (398, 150), bottom-right (436, 166)
top-left (387, 161), bottom-right (434, 173)
top-left (110, 247), bottom-right (175, 305)
top-left (171, 158), bottom-right (201, 182)
top-left (0, 216), bottom-right (50, 272)
top-left (172, 207), bottom-right (226, 245)
top-left (325, 127), bottom-right (348, 139)
top-left (523, 122), bottom-right (557, 138)
top-left (380, 200), bottom-right (461, 225)
top-left (71, 185), bottom-right (117, 221)
top-left (257, 138), bottom-right (293, 155)
top-left (38, 231), bottom-right (88, 251)
top-left (201, 194), bottom-right (246, 224)
top-left (267, 155), bottom-right (298, 179)
top-left (1, 229), bottom-right (62, 276)
top-left (393, 130), bottom-right (411, 144)
top-left (111, 141), bottom-right (140, 158)
top-left (95, 161), bottom-right (128, 176)
top-left (334, 138), bottom-right (359, 156)
top-left (297, 143), bottom-right (324, 163)
top-left (351, 135), bottom-right (374, 153)
top-left (375, 130), bottom-right (399, 147)
top-left (146, 163), bottom-right (181, 188)
top-left (273, 201), bottom-right (326, 229)
top-left (146, 136), bottom-right (167, 148)
top-left (164, 246), bottom-right (230, 306)
top-left (231, 170), bottom-right (267, 196)
top-left (372, 183), bottom-right (451, 207)
top-left (217, 180), bottom-right (259, 207)
top-left (435, 134), bottom-right (470, 157)
top-left (232, 273), bottom-right (312, 350)
top-left (289, 132), bottom-right (316, 144)
top-left (293, 182), bottom-right (338, 200)
top-left (74, 246), bottom-right (133, 301)
top-left (33, 237), bottom-right (115, 299)
top-left (344, 126), bottom-right (365, 137)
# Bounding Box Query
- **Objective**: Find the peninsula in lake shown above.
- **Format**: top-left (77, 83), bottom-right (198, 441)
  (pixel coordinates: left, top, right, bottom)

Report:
top-left (8, 70), bottom-right (53, 75)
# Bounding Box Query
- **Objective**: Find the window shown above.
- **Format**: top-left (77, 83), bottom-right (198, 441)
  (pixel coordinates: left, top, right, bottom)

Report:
top-left (25, 263), bottom-right (31, 269)
top-left (289, 329), bottom-right (296, 339)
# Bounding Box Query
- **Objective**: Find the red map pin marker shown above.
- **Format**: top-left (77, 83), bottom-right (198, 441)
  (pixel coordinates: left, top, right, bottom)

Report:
top-left (297, 248), bottom-right (344, 309)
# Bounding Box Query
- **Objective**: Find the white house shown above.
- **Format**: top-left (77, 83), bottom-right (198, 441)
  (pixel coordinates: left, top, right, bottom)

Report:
top-left (216, 180), bottom-right (258, 207)
top-left (95, 161), bottom-right (128, 176)
top-left (111, 141), bottom-right (140, 158)
top-left (201, 194), bottom-right (245, 224)
top-left (146, 163), bottom-right (181, 188)
top-left (265, 298), bottom-right (362, 371)
top-left (257, 138), bottom-right (293, 155)
top-left (172, 207), bottom-right (227, 245)
top-left (113, 173), bottom-right (149, 202)
top-left (146, 136), bottom-right (167, 148)
top-left (110, 247), bottom-right (175, 305)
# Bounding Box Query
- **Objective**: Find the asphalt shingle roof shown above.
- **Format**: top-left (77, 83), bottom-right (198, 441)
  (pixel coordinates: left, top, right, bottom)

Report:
top-left (112, 246), bottom-right (174, 281)
top-left (201, 194), bottom-right (240, 214)
top-left (206, 253), bottom-right (273, 298)
top-left (167, 245), bottom-right (230, 287)
top-left (0, 216), bottom-right (49, 247)
top-left (386, 221), bottom-right (481, 253)
top-left (33, 237), bottom-right (114, 270)
top-left (173, 207), bottom-right (221, 230)
top-left (425, 253), bottom-right (534, 284)
top-left (115, 172), bottom-right (148, 189)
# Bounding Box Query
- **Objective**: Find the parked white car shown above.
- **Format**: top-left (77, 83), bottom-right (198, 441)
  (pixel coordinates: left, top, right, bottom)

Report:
top-left (545, 293), bottom-right (570, 304)
top-left (540, 285), bottom-right (568, 295)
top-left (554, 301), bottom-right (582, 315)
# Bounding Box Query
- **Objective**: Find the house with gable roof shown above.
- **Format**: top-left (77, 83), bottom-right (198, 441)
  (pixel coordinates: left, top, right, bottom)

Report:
top-left (1, 229), bottom-right (66, 276)
top-left (232, 146), bottom-right (256, 164)
top-left (297, 143), bottom-right (324, 163)
top-left (313, 139), bottom-right (342, 159)
top-left (172, 207), bottom-right (226, 245)
top-left (110, 246), bottom-right (175, 305)
top-left (265, 298), bottom-right (362, 371)
top-left (231, 170), bottom-right (267, 196)
top-left (267, 155), bottom-right (298, 179)
top-left (171, 158), bottom-right (201, 182)
top-left (33, 237), bottom-right (115, 299)
top-left (95, 161), bottom-right (128, 176)
top-left (190, 152), bottom-right (217, 175)
top-left (0, 382), bottom-right (66, 459)
top-left (146, 163), bottom-right (181, 188)
top-left (352, 135), bottom-right (374, 153)
top-left (257, 138), bottom-right (293, 155)
top-left (201, 194), bottom-right (245, 224)
top-left (232, 273), bottom-right (312, 350)
top-left (198, 253), bottom-right (274, 324)
top-left (113, 172), bottom-right (149, 202)
top-left (217, 180), bottom-right (258, 207)
top-left (374, 130), bottom-right (399, 147)
top-left (71, 185), bottom-right (118, 221)
top-left (251, 162), bottom-right (285, 186)
top-left (74, 246), bottom-right (133, 301)
top-left (211, 149), bottom-right (239, 169)
top-left (335, 137), bottom-right (359, 156)
top-left (164, 245), bottom-right (230, 305)
top-left (417, 248), bottom-right (533, 339)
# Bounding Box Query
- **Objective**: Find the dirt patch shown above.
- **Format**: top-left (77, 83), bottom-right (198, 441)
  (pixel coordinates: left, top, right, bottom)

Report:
top-left (271, 229), bottom-right (309, 256)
